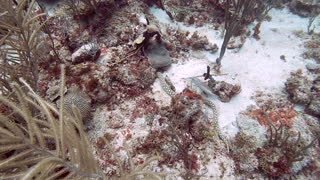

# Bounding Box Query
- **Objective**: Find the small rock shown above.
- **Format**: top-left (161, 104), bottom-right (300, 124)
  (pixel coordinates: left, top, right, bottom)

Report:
top-left (306, 98), bottom-right (320, 118)
top-left (187, 32), bottom-right (219, 53)
top-left (71, 43), bottom-right (101, 64)
top-left (306, 63), bottom-right (320, 73)
top-left (46, 80), bottom-right (67, 102)
top-left (239, 153), bottom-right (259, 173)
top-left (209, 80), bottom-right (241, 102)
top-left (227, 35), bottom-right (247, 49)
top-left (138, 14), bottom-right (148, 25)
top-left (285, 70), bottom-right (312, 104)
top-left (204, 43), bottom-right (219, 53)
top-left (289, 0), bottom-right (320, 17)
top-left (58, 46), bottom-right (72, 62)
top-left (306, 76), bottom-right (320, 117)
top-left (236, 114), bottom-right (267, 147)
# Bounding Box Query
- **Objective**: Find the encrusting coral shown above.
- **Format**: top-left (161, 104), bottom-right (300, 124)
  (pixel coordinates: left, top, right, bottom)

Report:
top-left (289, 0), bottom-right (320, 17)
top-left (245, 93), bottom-right (298, 127)
top-left (305, 76), bottom-right (320, 117)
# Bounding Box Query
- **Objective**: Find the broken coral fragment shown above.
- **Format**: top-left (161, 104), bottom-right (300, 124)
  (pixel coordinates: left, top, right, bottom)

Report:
top-left (209, 80), bottom-right (241, 102)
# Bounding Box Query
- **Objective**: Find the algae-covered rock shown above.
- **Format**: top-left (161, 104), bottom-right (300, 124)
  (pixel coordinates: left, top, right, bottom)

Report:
top-left (209, 80), bottom-right (241, 102)
top-left (285, 70), bottom-right (312, 104)
top-left (306, 76), bottom-right (320, 117)
top-left (236, 114), bottom-right (267, 147)
top-left (289, 0), bottom-right (320, 17)
top-left (186, 31), bottom-right (219, 53)
top-left (306, 63), bottom-right (320, 73)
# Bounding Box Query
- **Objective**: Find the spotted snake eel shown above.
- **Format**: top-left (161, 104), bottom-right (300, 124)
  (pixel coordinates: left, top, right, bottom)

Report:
top-left (156, 72), bottom-right (229, 151)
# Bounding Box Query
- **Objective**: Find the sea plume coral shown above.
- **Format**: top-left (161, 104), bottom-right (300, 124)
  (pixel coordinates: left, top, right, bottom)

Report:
top-left (0, 0), bottom-right (50, 92)
top-left (0, 65), bottom-right (104, 179)
top-left (0, 65), bottom-right (170, 179)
